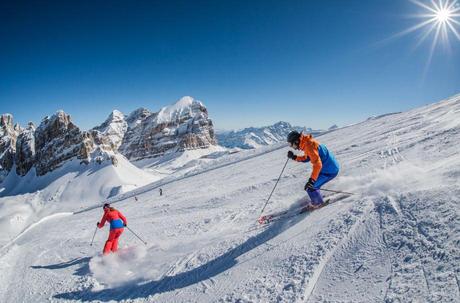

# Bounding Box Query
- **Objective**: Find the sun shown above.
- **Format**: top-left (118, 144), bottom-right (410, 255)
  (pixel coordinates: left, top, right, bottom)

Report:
top-left (385, 0), bottom-right (460, 75)
top-left (406, 0), bottom-right (460, 44)
top-left (436, 8), bottom-right (451, 23)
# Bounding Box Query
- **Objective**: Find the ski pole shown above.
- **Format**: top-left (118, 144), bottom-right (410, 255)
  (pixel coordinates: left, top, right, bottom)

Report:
top-left (259, 158), bottom-right (289, 215)
top-left (126, 226), bottom-right (147, 245)
top-left (320, 188), bottom-right (356, 196)
top-left (90, 226), bottom-right (98, 246)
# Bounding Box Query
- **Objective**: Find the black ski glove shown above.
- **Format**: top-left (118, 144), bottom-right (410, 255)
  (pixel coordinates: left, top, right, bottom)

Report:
top-left (287, 151), bottom-right (297, 160)
top-left (304, 178), bottom-right (316, 191)
top-left (96, 222), bottom-right (100, 226)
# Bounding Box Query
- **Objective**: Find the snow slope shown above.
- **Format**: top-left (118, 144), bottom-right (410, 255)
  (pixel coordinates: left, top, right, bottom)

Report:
top-left (0, 156), bottom-right (159, 248)
top-left (0, 94), bottom-right (459, 302)
top-left (133, 145), bottom-right (227, 177)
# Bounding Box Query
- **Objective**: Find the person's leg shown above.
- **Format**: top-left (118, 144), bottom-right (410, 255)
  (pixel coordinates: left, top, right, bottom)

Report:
top-left (306, 172), bottom-right (339, 206)
top-left (314, 172), bottom-right (338, 189)
top-left (103, 230), bottom-right (117, 255)
top-left (307, 189), bottom-right (324, 206)
top-left (111, 229), bottom-right (124, 252)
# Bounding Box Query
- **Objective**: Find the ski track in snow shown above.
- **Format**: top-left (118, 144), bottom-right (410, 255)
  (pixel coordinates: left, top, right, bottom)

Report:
top-left (0, 94), bottom-right (459, 302)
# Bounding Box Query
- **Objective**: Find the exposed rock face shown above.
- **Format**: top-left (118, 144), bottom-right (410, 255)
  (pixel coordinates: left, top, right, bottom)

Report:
top-left (33, 111), bottom-right (86, 176)
top-left (15, 122), bottom-right (36, 176)
top-left (1, 96), bottom-right (217, 181)
top-left (92, 110), bottom-right (128, 151)
top-left (0, 114), bottom-right (19, 181)
top-left (119, 96), bottom-right (217, 161)
top-left (29, 111), bottom-right (119, 176)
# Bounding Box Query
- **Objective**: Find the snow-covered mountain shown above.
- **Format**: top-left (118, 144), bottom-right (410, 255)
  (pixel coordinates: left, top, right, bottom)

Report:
top-left (1, 96), bottom-right (218, 186)
top-left (90, 96), bottom-right (222, 174)
top-left (91, 110), bottom-right (128, 151)
top-left (9, 110), bottom-right (120, 179)
top-left (216, 121), bottom-right (322, 149)
top-left (117, 96), bottom-right (217, 161)
top-left (1, 93), bottom-right (459, 302)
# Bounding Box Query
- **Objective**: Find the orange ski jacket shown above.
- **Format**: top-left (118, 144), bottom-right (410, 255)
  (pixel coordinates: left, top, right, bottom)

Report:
top-left (294, 134), bottom-right (322, 181)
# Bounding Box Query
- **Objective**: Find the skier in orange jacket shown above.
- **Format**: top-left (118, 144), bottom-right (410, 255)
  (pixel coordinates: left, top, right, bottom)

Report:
top-left (287, 131), bottom-right (340, 209)
top-left (97, 203), bottom-right (127, 255)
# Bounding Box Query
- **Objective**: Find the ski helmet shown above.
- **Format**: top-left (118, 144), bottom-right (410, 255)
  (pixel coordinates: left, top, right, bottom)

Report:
top-left (103, 203), bottom-right (110, 209)
top-left (287, 131), bottom-right (301, 145)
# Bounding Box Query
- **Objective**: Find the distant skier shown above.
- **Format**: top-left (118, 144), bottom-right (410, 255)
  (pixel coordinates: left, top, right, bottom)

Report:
top-left (287, 131), bottom-right (340, 209)
top-left (159, 188), bottom-right (163, 196)
top-left (97, 203), bottom-right (127, 255)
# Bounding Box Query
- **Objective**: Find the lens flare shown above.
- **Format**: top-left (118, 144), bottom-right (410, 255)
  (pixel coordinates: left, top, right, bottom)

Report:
top-left (436, 8), bottom-right (451, 22)
top-left (383, 0), bottom-right (460, 76)
top-left (407, 0), bottom-right (460, 47)
top-left (407, 0), bottom-right (460, 74)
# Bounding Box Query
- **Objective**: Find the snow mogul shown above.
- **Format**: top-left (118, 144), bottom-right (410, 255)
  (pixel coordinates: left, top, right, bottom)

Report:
top-left (286, 130), bottom-right (340, 210)
top-left (97, 203), bottom-right (128, 255)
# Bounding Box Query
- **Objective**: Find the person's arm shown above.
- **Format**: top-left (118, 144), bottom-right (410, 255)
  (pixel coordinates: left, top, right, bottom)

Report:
top-left (294, 155), bottom-right (310, 162)
top-left (294, 139), bottom-right (309, 162)
top-left (97, 212), bottom-right (108, 228)
top-left (118, 211), bottom-right (128, 226)
top-left (295, 154), bottom-right (308, 162)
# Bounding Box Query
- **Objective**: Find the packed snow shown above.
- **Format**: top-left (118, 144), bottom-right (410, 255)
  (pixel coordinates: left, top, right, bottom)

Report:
top-left (0, 94), bottom-right (459, 302)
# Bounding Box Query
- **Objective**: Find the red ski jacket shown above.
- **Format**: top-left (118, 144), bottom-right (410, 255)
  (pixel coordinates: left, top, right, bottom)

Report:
top-left (98, 208), bottom-right (127, 230)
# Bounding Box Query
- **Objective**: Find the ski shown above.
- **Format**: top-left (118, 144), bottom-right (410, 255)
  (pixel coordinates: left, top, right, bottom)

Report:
top-left (258, 199), bottom-right (330, 224)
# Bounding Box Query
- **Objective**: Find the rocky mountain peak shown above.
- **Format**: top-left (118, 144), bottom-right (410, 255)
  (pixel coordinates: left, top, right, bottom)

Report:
top-left (0, 114), bottom-right (14, 129)
top-left (1, 96), bottom-right (218, 180)
top-left (119, 96), bottom-right (217, 161)
top-left (92, 110), bottom-right (128, 151)
top-left (33, 110), bottom-right (84, 176)
top-left (126, 108), bottom-right (151, 128)
top-left (0, 113), bottom-right (19, 181)
top-left (15, 122), bottom-right (36, 176)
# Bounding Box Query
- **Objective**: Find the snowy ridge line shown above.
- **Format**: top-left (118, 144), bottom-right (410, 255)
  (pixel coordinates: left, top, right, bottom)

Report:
top-left (0, 212), bottom-right (73, 255)
top-left (74, 142), bottom-right (290, 215)
top-left (302, 200), bottom-right (373, 302)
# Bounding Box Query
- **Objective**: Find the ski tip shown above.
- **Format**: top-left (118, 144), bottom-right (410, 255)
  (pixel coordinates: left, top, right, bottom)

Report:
top-left (258, 215), bottom-right (271, 224)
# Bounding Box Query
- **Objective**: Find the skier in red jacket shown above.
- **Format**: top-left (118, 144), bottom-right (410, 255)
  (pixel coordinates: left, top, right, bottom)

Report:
top-left (97, 203), bottom-right (127, 255)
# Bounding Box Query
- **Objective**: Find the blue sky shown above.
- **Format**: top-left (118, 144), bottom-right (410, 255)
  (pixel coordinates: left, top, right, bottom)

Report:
top-left (1, 0), bottom-right (459, 131)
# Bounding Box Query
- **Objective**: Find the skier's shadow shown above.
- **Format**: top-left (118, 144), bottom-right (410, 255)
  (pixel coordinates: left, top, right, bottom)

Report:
top-left (54, 199), bottom-right (310, 302)
top-left (31, 256), bottom-right (91, 277)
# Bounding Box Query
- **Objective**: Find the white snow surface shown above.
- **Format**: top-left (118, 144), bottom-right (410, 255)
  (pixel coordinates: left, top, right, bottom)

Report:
top-left (133, 145), bottom-right (228, 176)
top-left (0, 94), bottom-right (459, 302)
top-left (155, 96), bottom-right (202, 124)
